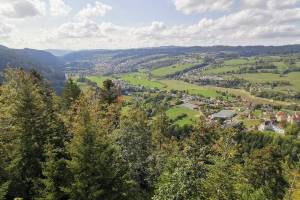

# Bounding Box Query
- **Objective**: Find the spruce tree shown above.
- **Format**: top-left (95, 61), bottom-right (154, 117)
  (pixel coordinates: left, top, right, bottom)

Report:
top-left (99, 79), bottom-right (119, 104)
top-left (61, 79), bottom-right (81, 111)
top-left (116, 108), bottom-right (153, 197)
top-left (38, 120), bottom-right (71, 200)
top-left (66, 95), bottom-right (135, 200)
top-left (0, 69), bottom-right (49, 199)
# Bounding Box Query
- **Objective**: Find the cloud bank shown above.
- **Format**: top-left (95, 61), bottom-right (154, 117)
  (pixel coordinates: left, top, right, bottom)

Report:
top-left (1, 0), bottom-right (300, 49)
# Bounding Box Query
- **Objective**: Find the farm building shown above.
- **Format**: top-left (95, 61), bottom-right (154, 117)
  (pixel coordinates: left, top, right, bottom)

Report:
top-left (287, 113), bottom-right (300, 124)
top-left (258, 121), bottom-right (285, 135)
top-left (276, 111), bottom-right (287, 122)
top-left (211, 110), bottom-right (236, 120)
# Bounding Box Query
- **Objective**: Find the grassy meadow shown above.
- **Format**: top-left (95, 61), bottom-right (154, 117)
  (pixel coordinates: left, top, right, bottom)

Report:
top-left (120, 73), bottom-right (165, 89)
top-left (151, 62), bottom-right (201, 77)
top-left (166, 106), bottom-right (200, 126)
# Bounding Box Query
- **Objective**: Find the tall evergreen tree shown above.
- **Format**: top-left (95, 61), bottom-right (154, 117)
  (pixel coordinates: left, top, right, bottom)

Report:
top-left (151, 112), bottom-right (171, 150)
top-left (38, 120), bottom-right (71, 200)
top-left (66, 95), bottom-right (135, 200)
top-left (116, 108), bottom-right (153, 197)
top-left (99, 79), bottom-right (119, 104)
top-left (0, 69), bottom-right (50, 199)
top-left (61, 79), bottom-right (81, 111)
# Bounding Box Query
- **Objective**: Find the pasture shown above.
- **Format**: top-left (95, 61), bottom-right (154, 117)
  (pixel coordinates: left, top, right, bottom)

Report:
top-left (87, 76), bottom-right (112, 87)
top-left (151, 62), bottom-right (201, 77)
top-left (237, 72), bottom-right (300, 91)
top-left (166, 106), bottom-right (200, 126)
top-left (159, 80), bottom-right (220, 98)
top-left (120, 73), bottom-right (165, 89)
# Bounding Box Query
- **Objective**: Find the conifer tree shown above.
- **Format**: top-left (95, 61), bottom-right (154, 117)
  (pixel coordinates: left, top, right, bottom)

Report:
top-left (61, 79), bottom-right (81, 110)
top-left (66, 95), bottom-right (135, 200)
top-left (99, 79), bottom-right (119, 104)
top-left (116, 108), bottom-right (153, 197)
top-left (152, 112), bottom-right (171, 150)
top-left (38, 120), bottom-right (71, 200)
top-left (0, 69), bottom-right (49, 199)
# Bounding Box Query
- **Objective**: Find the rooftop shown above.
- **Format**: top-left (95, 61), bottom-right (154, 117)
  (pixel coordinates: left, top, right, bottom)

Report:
top-left (211, 110), bottom-right (236, 119)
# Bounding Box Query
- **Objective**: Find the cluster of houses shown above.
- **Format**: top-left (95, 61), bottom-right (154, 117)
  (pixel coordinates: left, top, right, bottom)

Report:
top-left (276, 111), bottom-right (300, 125)
top-left (258, 111), bottom-right (300, 135)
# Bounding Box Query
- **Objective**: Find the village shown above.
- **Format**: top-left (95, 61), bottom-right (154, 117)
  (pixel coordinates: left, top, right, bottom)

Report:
top-left (70, 71), bottom-right (300, 136)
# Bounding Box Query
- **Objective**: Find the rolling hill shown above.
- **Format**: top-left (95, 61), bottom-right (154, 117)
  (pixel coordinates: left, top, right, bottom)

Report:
top-left (0, 45), bottom-right (65, 92)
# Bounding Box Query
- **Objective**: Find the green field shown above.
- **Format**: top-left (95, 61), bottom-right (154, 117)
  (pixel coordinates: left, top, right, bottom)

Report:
top-left (242, 119), bottom-right (262, 128)
top-left (151, 62), bottom-right (201, 77)
top-left (272, 61), bottom-right (288, 69)
top-left (76, 82), bottom-right (90, 91)
top-left (166, 106), bottom-right (200, 126)
top-left (120, 73), bottom-right (165, 89)
top-left (223, 58), bottom-right (253, 66)
top-left (87, 76), bottom-right (112, 87)
top-left (203, 65), bottom-right (240, 75)
top-left (159, 80), bottom-right (220, 98)
top-left (237, 72), bottom-right (300, 91)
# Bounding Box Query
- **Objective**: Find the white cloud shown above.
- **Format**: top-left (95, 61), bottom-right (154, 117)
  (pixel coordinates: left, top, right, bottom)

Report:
top-left (50, 20), bottom-right (102, 39)
top-left (49, 0), bottom-right (72, 16)
top-left (174, 0), bottom-right (234, 14)
top-left (3, 0), bottom-right (300, 49)
top-left (77, 1), bottom-right (112, 19)
top-left (0, 0), bottom-right (46, 18)
top-left (241, 0), bottom-right (299, 10)
top-left (0, 22), bottom-right (13, 39)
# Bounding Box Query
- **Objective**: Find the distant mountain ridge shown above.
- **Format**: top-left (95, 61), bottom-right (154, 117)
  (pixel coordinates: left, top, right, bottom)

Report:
top-left (61, 44), bottom-right (300, 75)
top-left (62, 44), bottom-right (300, 61)
top-left (45, 49), bottom-right (73, 57)
top-left (1, 44), bottom-right (300, 92)
top-left (0, 45), bottom-right (65, 92)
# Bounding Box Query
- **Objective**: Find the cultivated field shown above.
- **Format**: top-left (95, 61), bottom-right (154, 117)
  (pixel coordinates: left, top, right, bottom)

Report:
top-left (151, 62), bottom-right (201, 77)
top-left (166, 106), bottom-right (200, 126)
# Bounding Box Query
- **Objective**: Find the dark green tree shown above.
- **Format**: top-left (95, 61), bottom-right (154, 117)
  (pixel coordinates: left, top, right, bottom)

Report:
top-left (151, 112), bottom-right (171, 150)
top-left (116, 108), bottom-right (153, 197)
top-left (38, 120), bottom-right (71, 200)
top-left (61, 79), bottom-right (81, 110)
top-left (99, 79), bottom-right (119, 104)
top-left (66, 96), bottom-right (135, 200)
top-left (243, 146), bottom-right (289, 200)
top-left (0, 69), bottom-right (50, 199)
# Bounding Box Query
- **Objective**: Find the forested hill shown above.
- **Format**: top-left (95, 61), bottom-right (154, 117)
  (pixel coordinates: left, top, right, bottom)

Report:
top-left (63, 45), bottom-right (300, 62)
top-left (1, 44), bottom-right (300, 92)
top-left (0, 45), bottom-right (65, 92)
top-left (61, 44), bottom-right (300, 75)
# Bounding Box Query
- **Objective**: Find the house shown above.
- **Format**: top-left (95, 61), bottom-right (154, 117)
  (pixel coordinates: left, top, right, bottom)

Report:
top-left (258, 121), bottom-right (285, 135)
top-left (276, 111), bottom-right (287, 122)
top-left (258, 121), bottom-right (273, 132)
top-left (288, 113), bottom-right (300, 124)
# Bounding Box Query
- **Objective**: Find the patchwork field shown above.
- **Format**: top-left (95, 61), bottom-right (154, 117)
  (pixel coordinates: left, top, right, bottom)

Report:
top-left (159, 79), bottom-right (220, 98)
top-left (237, 72), bottom-right (300, 91)
top-left (223, 58), bottom-right (254, 66)
top-left (151, 62), bottom-right (201, 77)
top-left (203, 65), bottom-right (240, 75)
top-left (166, 106), bottom-right (200, 126)
top-left (87, 76), bottom-right (112, 87)
top-left (120, 73), bottom-right (165, 89)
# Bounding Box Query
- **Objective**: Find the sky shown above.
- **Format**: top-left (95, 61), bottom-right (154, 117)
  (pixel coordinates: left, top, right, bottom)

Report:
top-left (0, 0), bottom-right (300, 50)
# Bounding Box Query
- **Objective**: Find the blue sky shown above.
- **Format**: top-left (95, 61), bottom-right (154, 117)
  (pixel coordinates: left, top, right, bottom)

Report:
top-left (0, 0), bottom-right (300, 49)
